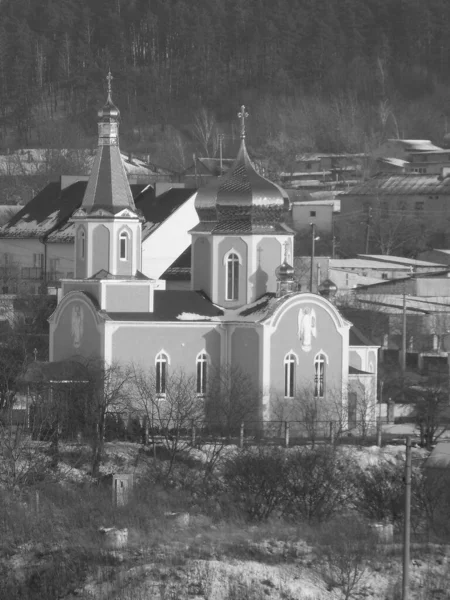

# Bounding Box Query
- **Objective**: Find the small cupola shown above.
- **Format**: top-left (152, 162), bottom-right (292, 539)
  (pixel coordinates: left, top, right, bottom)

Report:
top-left (98, 71), bottom-right (120, 146)
top-left (275, 260), bottom-right (297, 297)
top-left (318, 278), bottom-right (338, 302)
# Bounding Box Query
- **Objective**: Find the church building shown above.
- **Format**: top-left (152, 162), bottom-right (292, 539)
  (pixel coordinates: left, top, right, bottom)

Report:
top-left (49, 76), bottom-right (378, 430)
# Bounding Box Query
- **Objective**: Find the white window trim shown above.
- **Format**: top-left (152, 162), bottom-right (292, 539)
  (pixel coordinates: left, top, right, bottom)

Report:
top-left (155, 350), bottom-right (170, 397)
top-left (224, 249), bottom-right (242, 301)
top-left (314, 350), bottom-right (328, 398)
top-left (284, 350), bottom-right (298, 399)
top-left (119, 230), bottom-right (129, 261)
top-left (196, 349), bottom-right (209, 396)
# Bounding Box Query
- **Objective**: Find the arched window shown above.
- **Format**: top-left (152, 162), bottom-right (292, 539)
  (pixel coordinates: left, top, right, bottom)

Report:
top-left (119, 231), bottom-right (129, 260)
top-left (226, 252), bottom-right (239, 301)
top-left (79, 229), bottom-right (86, 259)
top-left (196, 351), bottom-right (208, 395)
top-left (155, 352), bottom-right (169, 395)
top-left (314, 353), bottom-right (327, 398)
top-left (284, 352), bottom-right (297, 398)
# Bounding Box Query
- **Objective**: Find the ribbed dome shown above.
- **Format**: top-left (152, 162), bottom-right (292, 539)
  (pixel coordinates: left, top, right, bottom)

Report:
top-left (195, 123), bottom-right (288, 226)
top-left (275, 261), bottom-right (295, 281)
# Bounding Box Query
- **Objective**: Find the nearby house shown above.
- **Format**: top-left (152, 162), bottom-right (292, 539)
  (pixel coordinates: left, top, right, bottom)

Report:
top-left (340, 171), bottom-right (450, 247)
top-left (372, 140), bottom-right (450, 176)
top-left (345, 272), bottom-right (450, 374)
top-left (281, 153), bottom-right (367, 191)
top-left (45, 83), bottom-right (378, 431)
top-left (0, 179), bottom-right (198, 294)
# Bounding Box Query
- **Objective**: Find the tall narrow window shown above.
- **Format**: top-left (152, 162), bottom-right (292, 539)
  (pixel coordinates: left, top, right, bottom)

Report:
top-left (196, 352), bottom-right (208, 395)
top-left (155, 352), bottom-right (168, 395)
top-left (79, 230), bottom-right (86, 259)
top-left (119, 231), bottom-right (128, 260)
top-left (226, 252), bottom-right (239, 301)
top-left (314, 353), bottom-right (326, 398)
top-left (284, 353), bottom-right (296, 398)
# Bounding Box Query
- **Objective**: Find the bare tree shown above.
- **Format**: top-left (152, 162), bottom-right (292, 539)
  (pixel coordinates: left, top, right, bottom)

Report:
top-left (192, 108), bottom-right (219, 158)
top-left (406, 376), bottom-right (449, 450)
top-left (131, 366), bottom-right (203, 478)
top-left (205, 365), bottom-right (261, 437)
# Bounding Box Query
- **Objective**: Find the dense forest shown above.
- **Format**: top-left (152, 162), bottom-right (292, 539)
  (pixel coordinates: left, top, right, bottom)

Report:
top-left (1, 0), bottom-right (450, 167)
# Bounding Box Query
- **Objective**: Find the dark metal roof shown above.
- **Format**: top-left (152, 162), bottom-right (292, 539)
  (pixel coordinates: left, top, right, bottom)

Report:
top-left (342, 173), bottom-right (450, 197)
top-left (139, 187), bottom-right (196, 240)
top-left (77, 144), bottom-right (138, 216)
top-left (107, 290), bottom-right (223, 321)
top-left (0, 183), bottom-right (191, 242)
top-left (161, 246), bottom-right (191, 281)
top-left (349, 326), bottom-right (376, 346)
top-left (349, 366), bottom-right (373, 375)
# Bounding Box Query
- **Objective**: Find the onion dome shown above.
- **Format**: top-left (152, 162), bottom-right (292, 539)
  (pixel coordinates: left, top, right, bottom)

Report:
top-left (275, 261), bottom-right (295, 281)
top-left (318, 278), bottom-right (338, 300)
top-left (195, 105), bottom-right (289, 228)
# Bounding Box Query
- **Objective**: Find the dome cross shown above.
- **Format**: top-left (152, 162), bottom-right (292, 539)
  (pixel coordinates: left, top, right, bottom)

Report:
top-left (238, 105), bottom-right (249, 139)
top-left (106, 71), bottom-right (113, 97)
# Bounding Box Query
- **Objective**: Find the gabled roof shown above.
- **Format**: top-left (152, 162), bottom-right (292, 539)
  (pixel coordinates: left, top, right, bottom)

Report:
top-left (0, 183), bottom-right (194, 243)
top-left (342, 173), bottom-right (450, 196)
top-left (0, 181), bottom-right (145, 241)
top-left (139, 187), bottom-right (196, 240)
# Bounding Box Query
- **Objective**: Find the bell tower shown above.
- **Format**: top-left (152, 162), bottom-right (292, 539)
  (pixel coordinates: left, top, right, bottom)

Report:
top-left (72, 72), bottom-right (142, 280)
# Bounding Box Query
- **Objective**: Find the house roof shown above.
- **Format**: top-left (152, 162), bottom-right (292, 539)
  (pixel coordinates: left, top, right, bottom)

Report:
top-left (106, 290), bottom-right (223, 322)
top-left (0, 183), bottom-right (193, 243)
top-left (342, 173), bottom-right (450, 196)
top-left (139, 188), bottom-right (195, 240)
top-left (160, 246), bottom-right (192, 281)
top-left (349, 326), bottom-right (375, 347)
top-left (357, 254), bottom-right (445, 268)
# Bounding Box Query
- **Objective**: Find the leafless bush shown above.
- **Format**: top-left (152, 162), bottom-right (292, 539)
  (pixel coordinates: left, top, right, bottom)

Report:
top-left (284, 446), bottom-right (353, 523)
top-left (223, 446), bottom-right (287, 521)
top-left (412, 467), bottom-right (450, 541)
top-left (352, 461), bottom-right (404, 523)
top-left (0, 422), bottom-right (50, 491)
top-left (316, 517), bottom-right (375, 600)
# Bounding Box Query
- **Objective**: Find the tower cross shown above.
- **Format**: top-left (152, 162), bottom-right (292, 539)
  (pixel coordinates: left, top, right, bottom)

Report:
top-left (238, 105), bottom-right (249, 139)
top-left (106, 71), bottom-right (113, 96)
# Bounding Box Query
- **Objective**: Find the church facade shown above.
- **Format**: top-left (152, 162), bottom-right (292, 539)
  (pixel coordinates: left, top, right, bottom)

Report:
top-left (49, 77), bottom-right (378, 430)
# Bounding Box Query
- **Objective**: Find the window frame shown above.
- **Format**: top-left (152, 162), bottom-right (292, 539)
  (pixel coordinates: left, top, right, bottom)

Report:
top-left (119, 230), bottom-right (129, 261)
top-left (314, 351), bottom-right (327, 398)
top-left (196, 350), bottom-right (208, 396)
top-left (224, 250), bottom-right (241, 301)
top-left (284, 351), bottom-right (298, 399)
top-left (155, 351), bottom-right (169, 396)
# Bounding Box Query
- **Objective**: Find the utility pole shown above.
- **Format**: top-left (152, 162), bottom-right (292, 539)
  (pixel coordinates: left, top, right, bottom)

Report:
top-left (402, 435), bottom-right (412, 600)
top-left (310, 223), bottom-right (316, 293)
top-left (365, 206), bottom-right (372, 254)
top-left (401, 281), bottom-right (407, 374)
top-left (218, 133), bottom-right (224, 175)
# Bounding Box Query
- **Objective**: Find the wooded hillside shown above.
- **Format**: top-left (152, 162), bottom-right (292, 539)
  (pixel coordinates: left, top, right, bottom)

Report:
top-left (1, 0), bottom-right (450, 159)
